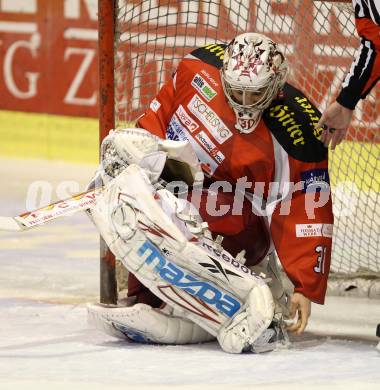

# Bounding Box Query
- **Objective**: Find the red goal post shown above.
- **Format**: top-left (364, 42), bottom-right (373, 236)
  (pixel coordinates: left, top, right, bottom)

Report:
top-left (98, 0), bottom-right (380, 303)
top-left (98, 0), bottom-right (116, 304)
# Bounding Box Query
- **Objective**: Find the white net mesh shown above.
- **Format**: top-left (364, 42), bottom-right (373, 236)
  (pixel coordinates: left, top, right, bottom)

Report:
top-left (114, 0), bottom-right (380, 284)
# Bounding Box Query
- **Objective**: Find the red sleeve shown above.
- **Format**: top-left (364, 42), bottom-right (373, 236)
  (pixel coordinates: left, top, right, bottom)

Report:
top-left (337, 17), bottom-right (380, 109)
top-left (270, 158), bottom-right (334, 304)
top-left (136, 78), bottom-right (176, 139)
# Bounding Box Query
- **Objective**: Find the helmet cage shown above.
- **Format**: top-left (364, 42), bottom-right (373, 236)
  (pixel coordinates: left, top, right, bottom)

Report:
top-left (221, 73), bottom-right (283, 114)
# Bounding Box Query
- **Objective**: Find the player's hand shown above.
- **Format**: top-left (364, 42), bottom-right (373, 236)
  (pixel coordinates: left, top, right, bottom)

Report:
top-left (316, 101), bottom-right (354, 150)
top-left (285, 292), bottom-right (311, 334)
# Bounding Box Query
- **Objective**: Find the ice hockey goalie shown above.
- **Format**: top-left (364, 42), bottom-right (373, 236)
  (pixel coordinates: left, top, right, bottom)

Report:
top-left (87, 128), bottom-right (288, 354)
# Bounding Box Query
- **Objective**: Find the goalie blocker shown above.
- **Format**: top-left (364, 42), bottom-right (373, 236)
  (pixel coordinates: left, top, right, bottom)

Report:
top-left (89, 161), bottom-right (278, 354)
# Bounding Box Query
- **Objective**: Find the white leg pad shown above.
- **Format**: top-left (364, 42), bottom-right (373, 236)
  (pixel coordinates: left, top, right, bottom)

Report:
top-left (218, 283), bottom-right (274, 353)
top-left (87, 303), bottom-right (214, 344)
top-left (89, 164), bottom-right (275, 353)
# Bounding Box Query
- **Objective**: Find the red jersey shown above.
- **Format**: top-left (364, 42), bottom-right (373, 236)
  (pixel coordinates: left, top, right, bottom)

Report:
top-left (137, 44), bottom-right (333, 304)
top-left (337, 0), bottom-right (380, 109)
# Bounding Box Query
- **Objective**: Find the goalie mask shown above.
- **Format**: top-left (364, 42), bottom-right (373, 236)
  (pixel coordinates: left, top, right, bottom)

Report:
top-left (221, 33), bottom-right (288, 134)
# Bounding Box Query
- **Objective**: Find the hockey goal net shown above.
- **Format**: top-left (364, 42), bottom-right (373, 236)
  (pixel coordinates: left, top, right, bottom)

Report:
top-left (99, 0), bottom-right (380, 301)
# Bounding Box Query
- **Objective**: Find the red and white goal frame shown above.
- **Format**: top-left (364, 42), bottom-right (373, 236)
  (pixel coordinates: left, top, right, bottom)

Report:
top-left (98, 0), bottom-right (380, 304)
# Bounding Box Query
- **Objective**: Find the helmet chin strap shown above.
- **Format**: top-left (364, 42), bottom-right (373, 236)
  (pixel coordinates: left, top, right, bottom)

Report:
top-left (233, 107), bottom-right (263, 134)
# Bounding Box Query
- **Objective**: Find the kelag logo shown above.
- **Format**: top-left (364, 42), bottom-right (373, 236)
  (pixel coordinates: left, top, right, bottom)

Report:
top-left (138, 240), bottom-right (241, 318)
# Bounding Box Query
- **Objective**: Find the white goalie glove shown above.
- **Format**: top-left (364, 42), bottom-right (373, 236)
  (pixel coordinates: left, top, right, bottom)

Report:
top-left (89, 163), bottom-right (280, 353)
top-left (91, 128), bottom-right (204, 187)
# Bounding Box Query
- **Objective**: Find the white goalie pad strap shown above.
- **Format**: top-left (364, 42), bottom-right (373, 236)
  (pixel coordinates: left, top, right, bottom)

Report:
top-left (87, 303), bottom-right (214, 345)
top-left (90, 164), bottom-right (274, 353)
top-left (251, 254), bottom-right (292, 318)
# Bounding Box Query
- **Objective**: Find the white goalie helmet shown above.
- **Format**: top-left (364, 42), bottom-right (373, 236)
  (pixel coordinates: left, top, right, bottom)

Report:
top-left (221, 32), bottom-right (289, 134)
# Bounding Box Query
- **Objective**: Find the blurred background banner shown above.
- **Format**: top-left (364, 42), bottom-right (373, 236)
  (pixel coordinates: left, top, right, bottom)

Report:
top-left (0, 0), bottom-right (378, 144)
top-left (0, 0), bottom-right (378, 164)
top-left (0, 0), bottom-right (98, 118)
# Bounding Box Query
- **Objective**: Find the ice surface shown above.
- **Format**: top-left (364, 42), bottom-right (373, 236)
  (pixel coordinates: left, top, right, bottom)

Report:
top-left (0, 298), bottom-right (379, 390)
top-left (0, 159), bottom-right (379, 390)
